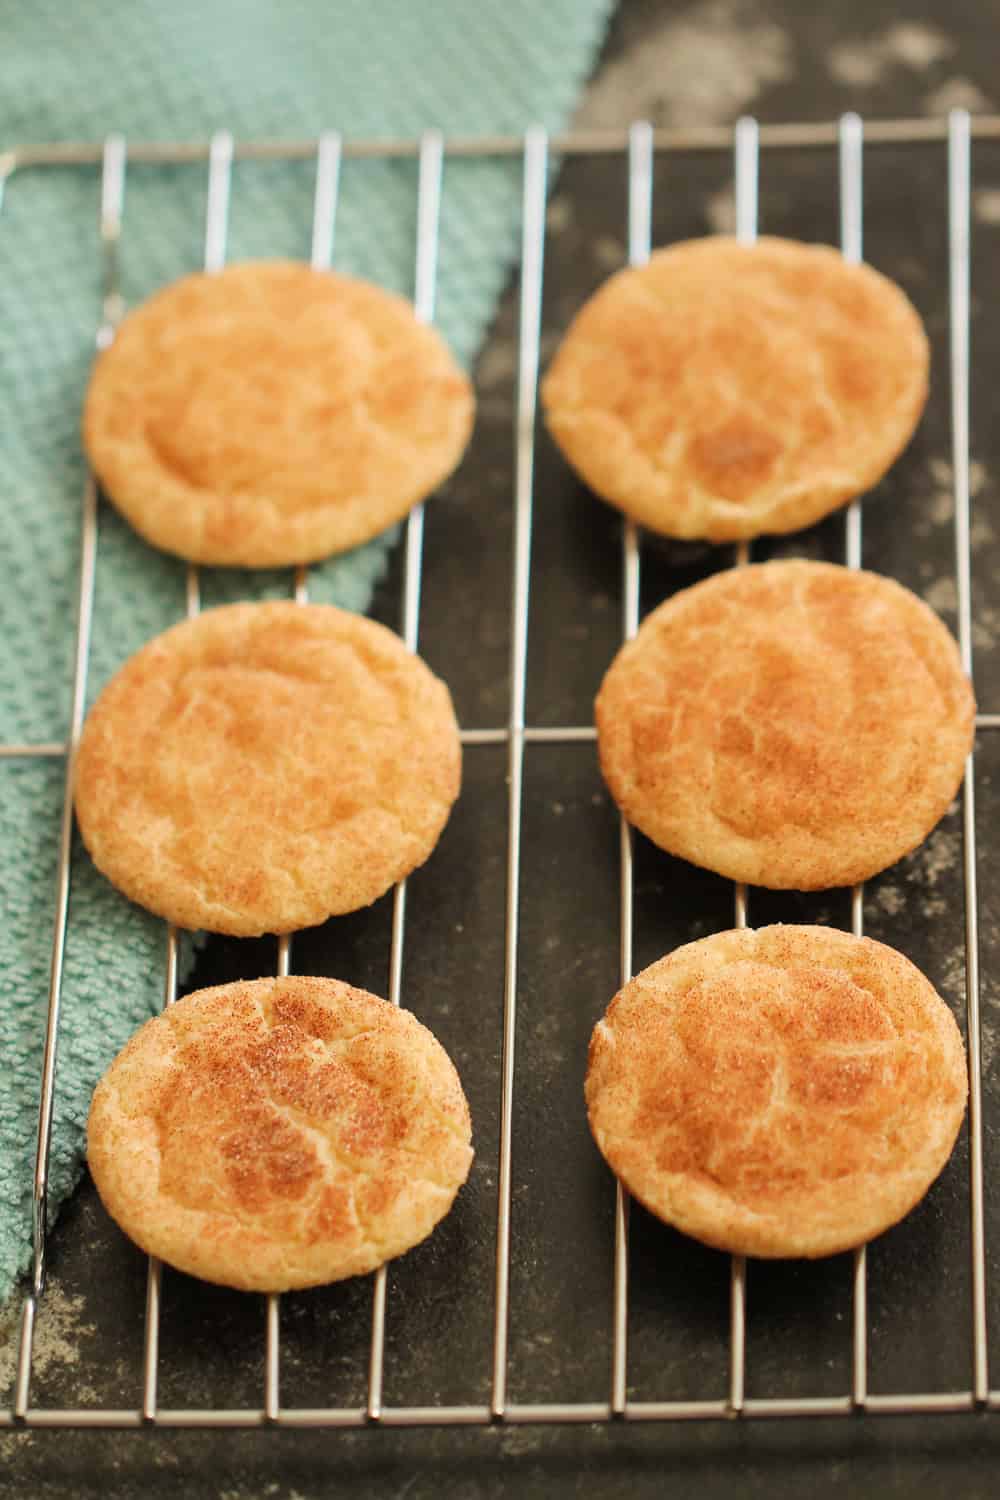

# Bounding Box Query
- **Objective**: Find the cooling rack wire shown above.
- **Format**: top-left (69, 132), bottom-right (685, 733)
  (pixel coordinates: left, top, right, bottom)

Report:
top-left (0, 109), bottom-right (996, 1429)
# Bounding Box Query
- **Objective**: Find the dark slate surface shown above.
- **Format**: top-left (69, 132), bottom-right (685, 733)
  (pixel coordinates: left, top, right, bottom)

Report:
top-left (5, 1), bottom-right (1000, 1495)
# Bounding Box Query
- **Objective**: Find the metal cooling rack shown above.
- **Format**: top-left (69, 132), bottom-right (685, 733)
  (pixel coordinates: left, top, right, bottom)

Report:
top-left (0, 110), bottom-right (996, 1430)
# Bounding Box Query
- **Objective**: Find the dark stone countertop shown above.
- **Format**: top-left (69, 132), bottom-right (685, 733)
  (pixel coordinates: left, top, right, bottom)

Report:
top-left (5, 1), bottom-right (1000, 1495)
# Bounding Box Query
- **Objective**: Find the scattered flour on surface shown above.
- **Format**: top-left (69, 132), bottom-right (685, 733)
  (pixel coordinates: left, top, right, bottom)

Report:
top-left (475, 341), bottom-right (517, 391)
top-left (827, 42), bottom-right (887, 87)
top-left (971, 514), bottom-right (995, 549)
top-left (923, 573), bottom-right (999, 647)
top-left (705, 184), bottom-right (736, 234)
top-left (974, 189), bottom-right (1000, 225)
top-left (979, 1015), bottom-right (999, 1075)
top-left (919, 458), bottom-right (993, 545)
top-left (923, 459), bottom-right (983, 531)
top-left (914, 825), bottom-right (962, 892)
top-left (938, 944), bottom-right (970, 1013)
top-left (875, 885), bottom-right (906, 918)
top-left (0, 1281), bottom-right (95, 1402)
top-left (827, 22), bottom-right (953, 87)
top-left (577, 0), bottom-right (792, 129)
top-left (593, 234), bottom-right (627, 270)
top-left (924, 576), bottom-right (958, 615)
top-left (546, 194), bottom-right (573, 236)
top-left (221, 1487), bottom-right (292, 1500)
top-left (883, 22), bottom-right (955, 69)
top-left (828, 22), bottom-right (954, 87)
top-left (923, 78), bottom-right (993, 114)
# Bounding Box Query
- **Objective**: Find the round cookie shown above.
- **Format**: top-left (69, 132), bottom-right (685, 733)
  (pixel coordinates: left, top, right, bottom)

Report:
top-left (542, 236), bottom-right (928, 543)
top-left (74, 601), bottom-right (461, 935)
top-left (586, 925), bottom-right (968, 1259)
top-left (595, 560), bottom-right (974, 890)
top-left (83, 260), bottom-right (474, 567)
top-left (88, 976), bottom-right (474, 1291)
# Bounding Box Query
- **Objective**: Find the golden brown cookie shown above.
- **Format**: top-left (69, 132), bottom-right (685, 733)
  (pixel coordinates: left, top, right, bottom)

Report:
top-left (596, 560), bottom-right (973, 889)
top-left (75, 601), bottom-right (461, 935)
top-left (586, 925), bottom-right (967, 1258)
top-left (83, 260), bottom-right (474, 566)
top-left (542, 236), bottom-right (928, 542)
top-left (88, 976), bottom-right (474, 1291)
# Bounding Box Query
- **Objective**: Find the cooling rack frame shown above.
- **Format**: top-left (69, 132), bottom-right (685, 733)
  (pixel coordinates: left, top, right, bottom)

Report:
top-left (0, 110), bottom-right (994, 1431)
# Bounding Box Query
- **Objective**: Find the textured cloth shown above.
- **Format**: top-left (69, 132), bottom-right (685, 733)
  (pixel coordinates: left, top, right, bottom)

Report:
top-left (0, 0), bottom-right (614, 1300)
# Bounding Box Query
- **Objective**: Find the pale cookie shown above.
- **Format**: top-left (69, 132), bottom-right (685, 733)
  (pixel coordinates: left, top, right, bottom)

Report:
top-left (596, 560), bottom-right (973, 889)
top-left (75, 601), bottom-right (461, 935)
top-left (542, 236), bottom-right (928, 542)
top-left (88, 976), bottom-right (474, 1291)
top-left (83, 260), bottom-right (474, 566)
top-left (586, 925), bottom-right (967, 1259)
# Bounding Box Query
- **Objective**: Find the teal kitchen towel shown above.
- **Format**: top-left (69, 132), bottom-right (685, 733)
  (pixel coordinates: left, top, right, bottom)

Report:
top-left (0, 0), bottom-right (615, 1301)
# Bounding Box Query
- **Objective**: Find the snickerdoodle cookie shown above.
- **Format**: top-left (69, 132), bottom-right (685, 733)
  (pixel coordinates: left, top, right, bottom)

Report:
top-left (75, 601), bottom-right (461, 935)
top-left (83, 260), bottom-right (474, 566)
top-left (595, 560), bottom-right (973, 890)
top-left (586, 925), bottom-right (967, 1258)
top-left (88, 976), bottom-right (474, 1290)
top-left (542, 236), bottom-right (928, 542)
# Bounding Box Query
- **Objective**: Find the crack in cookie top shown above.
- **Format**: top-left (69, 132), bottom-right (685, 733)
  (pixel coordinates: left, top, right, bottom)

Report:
top-left (88, 976), bottom-right (473, 1291)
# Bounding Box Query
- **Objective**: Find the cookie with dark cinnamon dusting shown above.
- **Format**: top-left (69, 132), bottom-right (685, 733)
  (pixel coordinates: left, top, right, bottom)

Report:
top-left (586, 926), bottom-right (967, 1258)
top-left (88, 976), bottom-right (473, 1290)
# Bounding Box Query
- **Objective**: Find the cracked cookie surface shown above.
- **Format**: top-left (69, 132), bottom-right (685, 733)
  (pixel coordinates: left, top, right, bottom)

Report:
top-left (595, 560), bottom-right (973, 889)
top-left (542, 236), bottom-right (928, 542)
top-left (75, 601), bottom-right (461, 934)
top-left (83, 260), bottom-right (474, 566)
top-left (87, 976), bottom-right (474, 1290)
top-left (585, 925), bottom-right (967, 1258)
